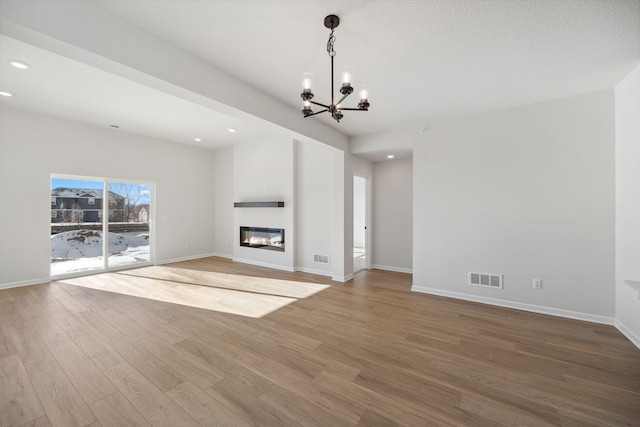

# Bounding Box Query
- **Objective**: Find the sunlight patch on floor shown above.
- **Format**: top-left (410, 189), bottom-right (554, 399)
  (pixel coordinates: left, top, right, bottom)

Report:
top-left (60, 266), bottom-right (330, 318)
top-left (119, 266), bottom-right (327, 298)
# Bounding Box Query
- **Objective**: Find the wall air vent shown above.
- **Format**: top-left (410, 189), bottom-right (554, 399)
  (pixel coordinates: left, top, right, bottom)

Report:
top-left (469, 272), bottom-right (503, 289)
top-left (314, 254), bottom-right (329, 264)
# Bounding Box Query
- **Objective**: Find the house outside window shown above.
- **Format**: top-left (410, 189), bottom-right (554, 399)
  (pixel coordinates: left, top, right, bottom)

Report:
top-left (51, 187), bottom-right (126, 223)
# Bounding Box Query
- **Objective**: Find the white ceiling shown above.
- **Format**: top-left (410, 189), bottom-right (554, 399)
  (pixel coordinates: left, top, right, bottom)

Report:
top-left (0, 35), bottom-right (270, 150)
top-left (1, 0), bottom-right (639, 160)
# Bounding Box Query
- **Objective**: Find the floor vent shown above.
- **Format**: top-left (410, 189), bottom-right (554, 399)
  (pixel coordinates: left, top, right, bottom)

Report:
top-left (469, 272), bottom-right (503, 289)
top-left (314, 254), bottom-right (329, 264)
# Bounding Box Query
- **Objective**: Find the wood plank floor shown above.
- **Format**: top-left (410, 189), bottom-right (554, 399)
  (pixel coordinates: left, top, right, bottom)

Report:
top-left (1, 257), bottom-right (639, 426)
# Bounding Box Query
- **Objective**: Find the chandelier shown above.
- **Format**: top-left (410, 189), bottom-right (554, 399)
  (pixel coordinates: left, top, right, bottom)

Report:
top-left (300, 15), bottom-right (370, 122)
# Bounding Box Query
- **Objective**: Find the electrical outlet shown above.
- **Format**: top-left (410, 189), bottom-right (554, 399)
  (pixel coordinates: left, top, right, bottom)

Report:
top-left (533, 279), bottom-right (542, 289)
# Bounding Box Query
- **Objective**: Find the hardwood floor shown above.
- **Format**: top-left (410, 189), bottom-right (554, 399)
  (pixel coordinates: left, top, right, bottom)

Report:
top-left (1, 257), bottom-right (639, 426)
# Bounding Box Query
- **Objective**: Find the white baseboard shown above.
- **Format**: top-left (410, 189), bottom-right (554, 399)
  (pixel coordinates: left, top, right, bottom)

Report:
top-left (232, 257), bottom-right (295, 272)
top-left (372, 264), bottom-right (413, 274)
top-left (0, 277), bottom-right (51, 290)
top-left (614, 319), bottom-right (640, 350)
top-left (411, 285), bottom-right (614, 325)
top-left (333, 273), bottom-right (354, 282)
top-left (211, 252), bottom-right (233, 260)
top-left (295, 266), bottom-right (333, 278)
top-left (156, 252), bottom-right (218, 265)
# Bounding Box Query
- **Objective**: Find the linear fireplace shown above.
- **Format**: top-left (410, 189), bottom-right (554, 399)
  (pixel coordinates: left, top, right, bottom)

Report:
top-left (240, 227), bottom-right (285, 252)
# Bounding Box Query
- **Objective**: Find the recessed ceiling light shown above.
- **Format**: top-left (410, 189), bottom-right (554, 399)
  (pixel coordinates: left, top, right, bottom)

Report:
top-left (0, 91), bottom-right (13, 97)
top-left (227, 128), bottom-right (237, 133)
top-left (9, 60), bottom-right (29, 69)
top-left (386, 154), bottom-right (395, 159)
top-left (194, 138), bottom-right (202, 142)
top-left (109, 124), bottom-right (119, 129)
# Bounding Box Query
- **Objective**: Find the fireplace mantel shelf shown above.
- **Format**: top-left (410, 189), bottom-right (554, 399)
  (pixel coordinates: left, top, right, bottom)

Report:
top-left (234, 201), bottom-right (285, 208)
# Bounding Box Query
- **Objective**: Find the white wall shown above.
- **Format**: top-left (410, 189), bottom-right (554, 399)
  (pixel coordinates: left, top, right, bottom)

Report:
top-left (351, 155), bottom-right (373, 177)
top-left (413, 91), bottom-right (616, 322)
top-left (230, 136), bottom-right (347, 278)
top-left (614, 65), bottom-right (640, 347)
top-left (295, 140), bottom-right (335, 276)
top-left (233, 135), bottom-right (295, 270)
top-left (213, 146), bottom-right (233, 258)
top-left (0, 107), bottom-right (217, 287)
top-left (373, 158), bottom-right (413, 273)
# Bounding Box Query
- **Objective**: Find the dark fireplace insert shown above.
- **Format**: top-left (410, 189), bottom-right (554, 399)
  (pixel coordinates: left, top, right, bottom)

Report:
top-left (240, 227), bottom-right (285, 251)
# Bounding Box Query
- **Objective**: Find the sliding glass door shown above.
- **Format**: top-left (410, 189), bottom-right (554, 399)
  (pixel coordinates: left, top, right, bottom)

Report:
top-left (107, 181), bottom-right (151, 268)
top-left (51, 177), bottom-right (105, 276)
top-left (51, 175), bottom-right (152, 277)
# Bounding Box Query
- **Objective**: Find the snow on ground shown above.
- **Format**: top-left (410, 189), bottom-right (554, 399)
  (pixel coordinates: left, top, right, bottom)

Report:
top-left (51, 229), bottom-right (149, 276)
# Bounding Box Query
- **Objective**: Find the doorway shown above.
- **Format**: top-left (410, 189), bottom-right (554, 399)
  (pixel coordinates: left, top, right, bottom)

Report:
top-left (353, 174), bottom-right (371, 273)
top-left (51, 175), bottom-right (152, 277)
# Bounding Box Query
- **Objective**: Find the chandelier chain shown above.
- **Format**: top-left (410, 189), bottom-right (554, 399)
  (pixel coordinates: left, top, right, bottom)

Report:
top-left (327, 29), bottom-right (336, 57)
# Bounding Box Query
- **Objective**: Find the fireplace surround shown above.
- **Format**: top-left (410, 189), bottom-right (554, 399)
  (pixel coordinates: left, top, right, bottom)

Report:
top-left (240, 227), bottom-right (285, 251)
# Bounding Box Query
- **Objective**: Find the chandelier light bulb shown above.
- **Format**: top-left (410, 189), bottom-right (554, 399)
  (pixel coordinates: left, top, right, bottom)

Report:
top-left (359, 89), bottom-right (369, 100)
top-left (342, 72), bottom-right (351, 84)
top-left (301, 75), bottom-right (314, 101)
top-left (302, 100), bottom-right (313, 117)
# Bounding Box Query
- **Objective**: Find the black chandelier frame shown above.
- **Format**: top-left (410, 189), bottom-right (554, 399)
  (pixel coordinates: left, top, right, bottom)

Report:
top-left (301, 15), bottom-right (370, 122)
